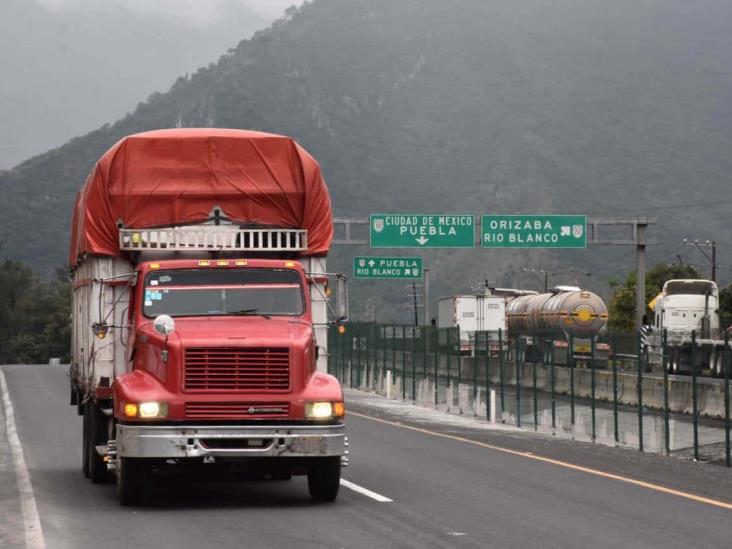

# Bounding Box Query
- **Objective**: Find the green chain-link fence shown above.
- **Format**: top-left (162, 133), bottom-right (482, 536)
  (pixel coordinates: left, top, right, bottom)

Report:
top-left (329, 323), bottom-right (731, 467)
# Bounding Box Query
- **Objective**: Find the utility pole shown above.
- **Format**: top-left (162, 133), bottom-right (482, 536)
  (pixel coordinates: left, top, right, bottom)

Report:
top-left (636, 224), bottom-right (647, 332)
top-left (682, 239), bottom-right (717, 283)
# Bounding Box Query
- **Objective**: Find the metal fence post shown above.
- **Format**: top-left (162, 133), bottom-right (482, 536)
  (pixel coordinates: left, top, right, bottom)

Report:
top-left (423, 325), bottom-right (428, 379)
top-left (724, 332), bottom-right (730, 468)
top-left (434, 326), bottom-right (439, 407)
top-left (392, 324), bottom-right (397, 376)
top-left (366, 323), bottom-right (372, 388)
top-left (691, 330), bottom-right (699, 461)
top-left (612, 343), bottom-right (619, 445)
top-left (402, 325), bottom-right (407, 400)
top-left (591, 337), bottom-right (596, 442)
top-left (662, 329), bottom-right (670, 455)
top-left (549, 340), bottom-right (556, 434)
top-left (637, 330), bottom-right (644, 452)
top-left (412, 327), bottom-right (417, 401)
top-left (499, 329), bottom-right (505, 418)
top-left (516, 338), bottom-right (522, 428)
top-left (473, 333), bottom-right (479, 403)
top-left (349, 326), bottom-right (354, 388)
top-left (532, 346), bottom-right (538, 431)
top-left (485, 332), bottom-right (491, 421)
top-left (457, 328), bottom-right (462, 389)
top-left (447, 329), bottom-right (453, 395)
top-left (611, 340), bottom-right (620, 445)
top-left (569, 335), bottom-right (575, 429)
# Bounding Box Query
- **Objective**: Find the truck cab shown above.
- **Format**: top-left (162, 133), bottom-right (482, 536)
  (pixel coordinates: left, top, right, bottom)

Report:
top-left (107, 258), bottom-right (345, 504)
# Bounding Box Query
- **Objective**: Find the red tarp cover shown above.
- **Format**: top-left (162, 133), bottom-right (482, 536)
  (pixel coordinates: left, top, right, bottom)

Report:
top-left (69, 129), bottom-right (333, 264)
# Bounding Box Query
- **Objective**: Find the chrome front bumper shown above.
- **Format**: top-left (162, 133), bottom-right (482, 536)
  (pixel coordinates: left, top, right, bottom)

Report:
top-left (116, 423), bottom-right (346, 459)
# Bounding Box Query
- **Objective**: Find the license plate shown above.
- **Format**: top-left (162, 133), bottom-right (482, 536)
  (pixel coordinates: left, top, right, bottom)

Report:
top-left (575, 344), bottom-right (591, 353)
top-left (290, 437), bottom-right (327, 455)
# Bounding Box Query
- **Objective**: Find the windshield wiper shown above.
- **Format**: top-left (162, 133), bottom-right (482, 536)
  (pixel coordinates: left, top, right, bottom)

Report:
top-left (231, 308), bottom-right (271, 319)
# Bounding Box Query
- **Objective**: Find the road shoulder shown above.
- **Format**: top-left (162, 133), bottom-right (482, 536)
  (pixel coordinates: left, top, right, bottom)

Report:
top-left (0, 368), bottom-right (26, 549)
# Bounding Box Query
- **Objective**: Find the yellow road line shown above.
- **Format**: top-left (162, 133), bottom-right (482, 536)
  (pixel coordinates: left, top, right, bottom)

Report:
top-left (347, 410), bottom-right (732, 511)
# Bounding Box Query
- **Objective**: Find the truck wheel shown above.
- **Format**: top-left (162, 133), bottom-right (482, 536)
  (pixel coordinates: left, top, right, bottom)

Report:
top-left (117, 458), bottom-right (150, 506)
top-left (86, 403), bottom-right (110, 484)
top-left (82, 404), bottom-right (90, 478)
top-left (307, 457), bottom-right (341, 502)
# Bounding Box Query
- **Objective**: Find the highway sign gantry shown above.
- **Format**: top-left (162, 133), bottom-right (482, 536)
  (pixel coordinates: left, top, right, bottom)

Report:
top-left (353, 257), bottom-right (423, 279)
top-left (370, 214), bottom-right (474, 248)
top-left (481, 215), bottom-right (587, 248)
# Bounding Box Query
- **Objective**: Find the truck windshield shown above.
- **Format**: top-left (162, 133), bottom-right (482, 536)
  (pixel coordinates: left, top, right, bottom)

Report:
top-left (143, 268), bottom-right (305, 318)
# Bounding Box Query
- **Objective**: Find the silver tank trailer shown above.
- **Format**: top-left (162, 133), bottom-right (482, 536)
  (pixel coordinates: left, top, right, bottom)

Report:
top-left (507, 289), bottom-right (608, 339)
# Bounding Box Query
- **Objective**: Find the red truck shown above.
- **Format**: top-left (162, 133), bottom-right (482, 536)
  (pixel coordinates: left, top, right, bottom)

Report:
top-left (68, 129), bottom-right (348, 505)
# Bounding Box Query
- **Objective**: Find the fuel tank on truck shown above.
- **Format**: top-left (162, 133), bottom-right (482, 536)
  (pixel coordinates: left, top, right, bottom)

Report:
top-left (507, 288), bottom-right (608, 339)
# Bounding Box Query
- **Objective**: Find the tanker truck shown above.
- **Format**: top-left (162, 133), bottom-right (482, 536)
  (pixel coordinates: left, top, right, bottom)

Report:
top-left (69, 129), bottom-right (348, 505)
top-left (506, 286), bottom-right (610, 367)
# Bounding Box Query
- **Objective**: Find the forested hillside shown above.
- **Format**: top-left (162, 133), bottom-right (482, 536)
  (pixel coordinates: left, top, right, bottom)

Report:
top-left (1, 0), bottom-right (731, 320)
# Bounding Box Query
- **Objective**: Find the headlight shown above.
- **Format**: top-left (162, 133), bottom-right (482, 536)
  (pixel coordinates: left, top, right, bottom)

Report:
top-left (138, 401), bottom-right (168, 418)
top-left (305, 401), bottom-right (345, 420)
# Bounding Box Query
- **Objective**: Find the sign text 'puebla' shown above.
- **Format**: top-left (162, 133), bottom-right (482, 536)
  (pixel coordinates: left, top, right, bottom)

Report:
top-left (370, 214), bottom-right (475, 248)
top-left (481, 215), bottom-right (587, 248)
top-left (353, 257), bottom-right (423, 279)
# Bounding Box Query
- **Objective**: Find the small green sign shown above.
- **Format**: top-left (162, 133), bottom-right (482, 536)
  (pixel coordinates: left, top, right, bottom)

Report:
top-left (370, 214), bottom-right (475, 248)
top-left (481, 215), bottom-right (587, 248)
top-left (353, 257), bottom-right (423, 279)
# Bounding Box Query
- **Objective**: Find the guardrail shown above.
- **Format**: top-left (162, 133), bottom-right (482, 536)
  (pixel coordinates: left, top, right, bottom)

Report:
top-left (328, 323), bottom-right (731, 467)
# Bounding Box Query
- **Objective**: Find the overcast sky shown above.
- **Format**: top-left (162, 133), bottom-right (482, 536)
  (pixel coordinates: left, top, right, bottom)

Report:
top-left (35, 0), bottom-right (305, 26)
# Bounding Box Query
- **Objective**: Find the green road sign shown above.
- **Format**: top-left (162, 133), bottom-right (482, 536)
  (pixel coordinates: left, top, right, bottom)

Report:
top-left (353, 257), bottom-right (423, 279)
top-left (370, 214), bottom-right (475, 248)
top-left (481, 215), bottom-right (587, 248)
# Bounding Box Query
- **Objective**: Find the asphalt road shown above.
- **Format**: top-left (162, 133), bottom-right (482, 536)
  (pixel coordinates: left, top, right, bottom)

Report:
top-left (1, 364), bottom-right (731, 549)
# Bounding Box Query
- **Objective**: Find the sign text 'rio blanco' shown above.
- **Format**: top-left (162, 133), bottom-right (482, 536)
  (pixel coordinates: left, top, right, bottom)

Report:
top-left (370, 214), bottom-right (475, 248)
top-left (481, 215), bottom-right (587, 248)
top-left (353, 257), bottom-right (423, 279)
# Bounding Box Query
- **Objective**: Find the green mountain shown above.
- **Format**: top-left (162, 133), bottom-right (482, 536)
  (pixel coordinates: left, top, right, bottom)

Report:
top-left (1, 0), bottom-right (731, 321)
top-left (0, 0), bottom-right (273, 169)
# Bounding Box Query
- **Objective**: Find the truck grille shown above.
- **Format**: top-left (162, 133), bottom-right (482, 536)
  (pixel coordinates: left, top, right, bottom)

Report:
top-left (184, 347), bottom-right (290, 392)
top-left (185, 402), bottom-right (290, 419)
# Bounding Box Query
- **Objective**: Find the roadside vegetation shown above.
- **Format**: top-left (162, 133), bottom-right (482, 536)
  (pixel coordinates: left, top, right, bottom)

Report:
top-left (0, 258), bottom-right (70, 364)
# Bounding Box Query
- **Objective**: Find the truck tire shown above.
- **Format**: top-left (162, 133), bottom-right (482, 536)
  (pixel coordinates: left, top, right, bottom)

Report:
top-left (81, 404), bottom-right (90, 478)
top-left (86, 403), bottom-right (110, 484)
top-left (117, 458), bottom-right (150, 506)
top-left (307, 457), bottom-right (341, 502)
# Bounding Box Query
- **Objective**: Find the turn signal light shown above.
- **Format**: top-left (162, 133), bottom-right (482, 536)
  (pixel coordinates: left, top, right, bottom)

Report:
top-left (338, 325), bottom-right (346, 335)
top-left (123, 403), bottom-right (138, 418)
top-left (333, 401), bottom-right (346, 418)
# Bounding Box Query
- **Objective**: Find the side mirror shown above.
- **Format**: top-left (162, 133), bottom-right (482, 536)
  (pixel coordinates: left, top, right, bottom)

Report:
top-left (153, 314), bottom-right (176, 337)
top-left (336, 274), bottom-right (349, 322)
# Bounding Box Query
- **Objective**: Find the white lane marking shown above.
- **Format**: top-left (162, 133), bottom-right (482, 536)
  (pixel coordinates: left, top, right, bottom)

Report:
top-left (0, 369), bottom-right (46, 549)
top-left (340, 479), bottom-right (393, 502)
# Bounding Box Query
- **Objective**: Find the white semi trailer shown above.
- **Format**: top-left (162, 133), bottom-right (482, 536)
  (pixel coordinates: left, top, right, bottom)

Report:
top-left (437, 294), bottom-right (508, 354)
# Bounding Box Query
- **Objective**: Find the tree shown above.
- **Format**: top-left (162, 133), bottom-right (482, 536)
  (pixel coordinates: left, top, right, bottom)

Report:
top-left (718, 284), bottom-right (732, 330)
top-left (0, 259), bottom-right (70, 364)
top-left (608, 263), bottom-right (701, 331)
